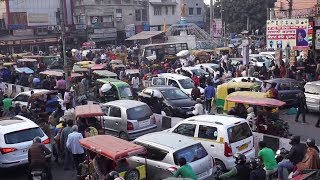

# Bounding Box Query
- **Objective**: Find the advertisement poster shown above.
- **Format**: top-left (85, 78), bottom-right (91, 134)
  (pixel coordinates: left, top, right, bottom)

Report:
top-left (212, 18), bottom-right (222, 38)
top-left (266, 19), bottom-right (309, 50)
top-left (125, 24), bottom-right (135, 38)
top-left (315, 29), bottom-right (320, 50)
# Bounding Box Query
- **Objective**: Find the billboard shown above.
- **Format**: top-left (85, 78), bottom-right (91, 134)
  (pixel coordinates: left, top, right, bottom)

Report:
top-left (125, 24), bottom-right (135, 38)
top-left (266, 19), bottom-right (309, 50)
top-left (212, 18), bottom-right (222, 38)
top-left (315, 29), bottom-right (320, 50)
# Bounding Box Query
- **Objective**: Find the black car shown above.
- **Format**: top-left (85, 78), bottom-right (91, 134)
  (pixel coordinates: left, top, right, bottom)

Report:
top-left (138, 86), bottom-right (196, 118)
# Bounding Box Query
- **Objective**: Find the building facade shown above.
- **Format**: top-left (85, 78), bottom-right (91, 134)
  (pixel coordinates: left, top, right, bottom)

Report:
top-left (184, 0), bottom-right (205, 28)
top-left (72, 0), bottom-right (148, 45)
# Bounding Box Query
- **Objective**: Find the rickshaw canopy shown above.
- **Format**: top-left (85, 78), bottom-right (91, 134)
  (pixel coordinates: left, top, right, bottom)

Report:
top-left (17, 58), bottom-right (37, 63)
top-left (73, 65), bottom-right (89, 72)
top-left (15, 67), bottom-right (34, 74)
top-left (75, 61), bottom-right (95, 68)
top-left (110, 60), bottom-right (123, 64)
top-left (3, 62), bottom-right (16, 66)
top-left (93, 70), bottom-right (117, 78)
top-left (125, 69), bottom-right (140, 75)
top-left (75, 104), bottom-right (104, 118)
top-left (226, 96), bottom-right (286, 107)
top-left (80, 135), bottom-right (146, 161)
top-left (91, 63), bottom-right (107, 70)
top-left (40, 70), bottom-right (83, 78)
top-left (22, 55), bottom-right (43, 59)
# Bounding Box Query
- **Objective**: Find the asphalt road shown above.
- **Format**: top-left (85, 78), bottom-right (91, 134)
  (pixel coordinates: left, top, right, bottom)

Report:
top-left (1, 111), bottom-right (319, 180)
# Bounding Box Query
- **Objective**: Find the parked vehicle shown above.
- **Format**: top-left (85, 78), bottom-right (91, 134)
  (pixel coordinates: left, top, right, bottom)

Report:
top-left (195, 63), bottom-right (219, 74)
top-left (96, 78), bottom-right (133, 103)
top-left (167, 114), bottom-right (255, 171)
top-left (175, 66), bottom-right (209, 78)
top-left (101, 100), bottom-right (157, 140)
top-left (129, 132), bottom-right (215, 180)
top-left (249, 54), bottom-right (272, 68)
top-left (138, 86), bottom-right (196, 118)
top-left (259, 51), bottom-right (275, 60)
top-left (0, 115), bottom-right (51, 168)
top-left (304, 81), bottom-right (320, 112)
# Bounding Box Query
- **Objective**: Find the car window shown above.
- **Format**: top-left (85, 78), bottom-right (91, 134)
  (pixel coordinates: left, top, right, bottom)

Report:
top-left (160, 88), bottom-right (188, 100)
top-left (173, 123), bottom-right (196, 137)
top-left (4, 127), bottom-right (44, 144)
top-left (118, 86), bottom-right (133, 98)
top-left (278, 83), bottom-right (290, 90)
top-left (134, 142), bottom-right (168, 161)
top-left (102, 106), bottom-right (110, 116)
top-left (168, 79), bottom-right (179, 88)
top-left (109, 106), bottom-right (121, 117)
top-left (178, 78), bottom-right (194, 89)
top-left (173, 143), bottom-right (208, 165)
top-left (127, 105), bottom-right (153, 121)
top-left (198, 125), bottom-right (218, 140)
top-left (14, 95), bottom-right (29, 102)
top-left (227, 122), bottom-right (252, 143)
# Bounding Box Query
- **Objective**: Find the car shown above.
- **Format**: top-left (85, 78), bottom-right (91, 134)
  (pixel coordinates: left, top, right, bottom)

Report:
top-left (304, 81), bottom-right (320, 112)
top-left (249, 54), bottom-right (272, 68)
top-left (0, 115), bottom-right (51, 168)
top-left (101, 100), bottom-right (157, 140)
top-left (129, 132), bottom-right (215, 180)
top-left (195, 63), bottom-right (219, 74)
top-left (167, 114), bottom-right (255, 171)
top-left (227, 77), bottom-right (262, 86)
top-left (138, 86), bottom-right (196, 118)
top-left (259, 51), bottom-right (275, 60)
top-left (175, 66), bottom-right (209, 78)
top-left (265, 78), bottom-right (303, 106)
top-left (151, 73), bottom-right (204, 96)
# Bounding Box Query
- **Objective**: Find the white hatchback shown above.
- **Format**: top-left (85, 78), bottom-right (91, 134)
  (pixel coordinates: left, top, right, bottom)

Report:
top-left (0, 116), bottom-right (51, 168)
top-left (167, 115), bottom-right (255, 170)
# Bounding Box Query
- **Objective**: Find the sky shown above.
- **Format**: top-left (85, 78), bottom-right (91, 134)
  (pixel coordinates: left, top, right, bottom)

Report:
top-left (204, 0), bottom-right (210, 5)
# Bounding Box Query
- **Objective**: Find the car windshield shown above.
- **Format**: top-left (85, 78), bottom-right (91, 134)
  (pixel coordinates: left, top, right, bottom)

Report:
top-left (119, 86), bottom-right (133, 98)
top-left (305, 84), bottom-right (320, 95)
top-left (127, 105), bottom-right (153, 121)
top-left (191, 69), bottom-right (207, 76)
top-left (160, 89), bottom-right (189, 100)
top-left (173, 143), bottom-right (208, 165)
top-left (178, 78), bottom-right (194, 89)
top-left (4, 127), bottom-right (44, 144)
top-left (227, 122), bottom-right (252, 143)
top-left (254, 56), bottom-right (266, 62)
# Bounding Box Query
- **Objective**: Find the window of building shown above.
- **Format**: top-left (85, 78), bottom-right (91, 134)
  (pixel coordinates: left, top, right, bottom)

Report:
top-left (172, 6), bottom-right (175, 15)
top-left (116, 9), bottom-right (122, 18)
top-left (142, 9), bottom-right (147, 21)
top-left (165, 6), bottom-right (168, 15)
top-left (90, 16), bottom-right (102, 24)
top-left (135, 9), bottom-right (141, 21)
top-left (197, 8), bottom-right (202, 15)
top-left (189, 8), bottom-right (194, 15)
top-left (154, 6), bottom-right (162, 16)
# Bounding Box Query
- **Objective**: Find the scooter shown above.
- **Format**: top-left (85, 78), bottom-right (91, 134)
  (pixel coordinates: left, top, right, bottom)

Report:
top-left (30, 168), bottom-right (47, 180)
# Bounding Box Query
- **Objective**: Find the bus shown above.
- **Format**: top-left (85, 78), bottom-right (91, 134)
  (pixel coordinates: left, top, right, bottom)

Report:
top-left (139, 42), bottom-right (188, 62)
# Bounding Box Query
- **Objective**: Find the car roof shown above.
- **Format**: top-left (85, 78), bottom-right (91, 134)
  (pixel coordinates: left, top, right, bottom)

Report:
top-left (135, 132), bottom-right (197, 151)
top-left (146, 86), bottom-right (178, 90)
top-left (184, 115), bottom-right (246, 126)
top-left (249, 54), bottom-right (264, 57)
top-left (16, 89), bottom-right (51, 96)
top-left (103, 100), bottom-right (147, 109)
top-left (265, 78), bottom-right (297, 83)
top-left (0, 115), bottom-right (39, 135)
top-left (305, 81), bottom-right (320, 86)
top-left (259, 51), bottom-right (275, 55)
top-left (157, 73), bottom-right (189, 80)
top-left (231, 77), bottom-right (262, 82)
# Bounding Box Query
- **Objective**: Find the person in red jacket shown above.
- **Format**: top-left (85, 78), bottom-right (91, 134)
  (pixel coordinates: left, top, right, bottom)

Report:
top-left (191, 74), bottom-right (200, 86)
top-left (280, 64), bottom-right (286, 78)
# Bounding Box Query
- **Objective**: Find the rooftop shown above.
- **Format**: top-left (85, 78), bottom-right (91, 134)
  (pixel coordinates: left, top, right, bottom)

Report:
top-left (186, 114), bottom-right (246, 126)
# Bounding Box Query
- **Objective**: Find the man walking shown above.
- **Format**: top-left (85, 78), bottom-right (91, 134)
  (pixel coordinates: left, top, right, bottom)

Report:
top-left (66, 125), bottom-right (85, 176)
top-left (204, 82), bottom-right (215, 114)
top-left (295, 89), bottom-right (307, 124)
top-left (60, 120), bottom-right (74, 170)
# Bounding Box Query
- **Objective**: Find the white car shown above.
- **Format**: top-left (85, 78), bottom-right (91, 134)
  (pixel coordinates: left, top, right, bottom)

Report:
top-left (249, 54), bottom-right (272, 68)
top-left (227, 77), bottom-right (262, 85)
top-left (175, 66), bottom-right (209, 77)
top-left (259, 51), bottom-right (275, 60)
top-left (195, 63), bottom-right (219, 74)
top-left (0, 115), bottom-right (51, 168)
top-left (129, 132), bottom-right (215, 180)
top-left (167, 115), bottom-right (255, 170)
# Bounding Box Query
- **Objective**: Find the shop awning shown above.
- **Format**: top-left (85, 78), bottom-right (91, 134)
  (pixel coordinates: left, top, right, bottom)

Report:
top-left (126, 31), bottom-right (164, 41)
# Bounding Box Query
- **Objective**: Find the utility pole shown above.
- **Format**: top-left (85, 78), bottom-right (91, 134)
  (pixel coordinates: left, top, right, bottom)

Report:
top-left (210, 0), bottom-right (213, 37)
top-left (246, 15), bottom-right (250, 31)
top-left (60, 0), bottom-right (68, 85)
top-left (288, 0), bottom-right (293, 18)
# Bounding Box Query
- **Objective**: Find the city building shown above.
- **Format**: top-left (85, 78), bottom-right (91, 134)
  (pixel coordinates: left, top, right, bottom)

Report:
top-left (184, 0), bottom-right (205, 28)
top-left (72, 0), bottom-right (149, 46)
top-left (0, 0), bottom-right (73, 53)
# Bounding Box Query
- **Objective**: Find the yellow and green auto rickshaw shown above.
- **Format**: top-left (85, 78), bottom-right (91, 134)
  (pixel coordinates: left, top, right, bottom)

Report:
top-left (216, 82), bottom-right (255, 113)
top-left (96, 78), bottom-right (133, 103)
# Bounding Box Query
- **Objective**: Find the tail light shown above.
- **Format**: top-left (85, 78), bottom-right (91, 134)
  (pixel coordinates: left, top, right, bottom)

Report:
top-left (151, 116), bottom-right (156, 124)
top-left (166, 166), bottom-right (178, 173)
top-left (224, 142), bottom-right (233, 157)
top-left (0, 148), bottom-right (17, 154)
top-left (127, 122), bottom-right (134, 131)
top-left (42, 138), bottom-right (50, 144)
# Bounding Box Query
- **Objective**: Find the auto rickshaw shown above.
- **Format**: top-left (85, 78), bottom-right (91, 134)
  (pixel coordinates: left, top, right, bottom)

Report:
top-left (74, 104), bottom-right (105, 134)
top-left (95, 78), bottom-right (133, 103)
top-left (40, 70), bottom-right (83, 82)
top-left (17, 58), bottom-right (38, 70)
top-left (91, 63), bottom-right (107, 71)
top-left (92, 70), bottom-right (117, 79)
top-left (75, 61), bottom-right (95, 68)
top-left (216, 82), bottom-right (255, 113)
top-left (79, 135), bottom-right (147, 180)
top-left (125, 69), bottom-right (140, 81)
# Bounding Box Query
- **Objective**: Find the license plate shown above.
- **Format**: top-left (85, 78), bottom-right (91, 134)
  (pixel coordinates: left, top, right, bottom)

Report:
top-left (237, 143), bottom-right (248, 151)
top-left (139, 119), bottom-right (150, 127)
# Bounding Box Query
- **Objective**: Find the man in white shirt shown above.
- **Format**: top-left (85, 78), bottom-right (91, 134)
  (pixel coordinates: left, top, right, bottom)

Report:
top-left (100, 53), bottom-right (107, 62)
top-left (192, 98), bottom-right (205, 115)
top-left (0, 79), bottom-right (7, 93)
top-left (131, 74), bottom-right (140, 96)
top-left (66, 125), bottom-right (84, 175)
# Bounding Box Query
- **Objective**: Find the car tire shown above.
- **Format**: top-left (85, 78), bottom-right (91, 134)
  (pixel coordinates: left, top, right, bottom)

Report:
top-left (215, 159), bottom-right (227, 172)
top-left (124, 168), bottom-right (140, 180)
top-left (119, 132), bottom-right (129, 141)
top-left (163, 107), bottom-right (172, 117)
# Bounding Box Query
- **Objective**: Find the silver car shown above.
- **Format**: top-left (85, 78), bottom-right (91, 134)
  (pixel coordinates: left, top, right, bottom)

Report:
top-left (101, 100), bottom-right (157, 140)
top-left (305, 81), bottom-right (320, 112)
top-left (128, 132), bottom-right (215, 180)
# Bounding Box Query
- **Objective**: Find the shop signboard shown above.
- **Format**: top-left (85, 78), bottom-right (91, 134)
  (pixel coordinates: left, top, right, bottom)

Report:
top-left (125, 24), bottom-right (135, 38)
top-left (28, 13), bottom-right (48, 23)
top-left (9, 12), bottom-right (27, 30)
top-left (142, 22), bottom-right (150, 31)
top-left (315, 29), bottom-right (320, 50)
top-left (266, 19), bottom-right (309, 50)
top-left (75, 24), bottom-right (87, 30)
top-left (93, 28), bottom-right (117, 34)
top-left (13, 29), bottom-right (34, 36)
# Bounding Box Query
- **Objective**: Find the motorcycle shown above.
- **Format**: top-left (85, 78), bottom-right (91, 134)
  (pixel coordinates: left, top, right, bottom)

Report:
top-left (31, 168), bottom-right (47, 180)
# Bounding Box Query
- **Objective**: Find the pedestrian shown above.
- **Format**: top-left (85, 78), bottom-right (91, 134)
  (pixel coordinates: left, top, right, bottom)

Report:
top-left (191, 83), bottom-right (201, 101)
top-left (60, 120), bottom-right (74, 170)
top-left (131, 74), bottom-right (140, 96)
top-left (204, 82), bottom-right (215, 114)
top-left (55, 77), bottom-right (67, 97)
top-left (64, 89), bottom-right (74, 110)
top-left (192, 98), bottom-right (205, 116)
top-left (66, 125), bottom-right (85, 176)
top-left (295, 88), bottom-right (307, 124)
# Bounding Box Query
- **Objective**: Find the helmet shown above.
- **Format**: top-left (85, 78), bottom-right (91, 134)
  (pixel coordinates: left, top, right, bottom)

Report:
top-left (107, 171), bottom-right (119, 180)
top-left (234, 153), bottom-right (246, 164)
top-left (248, 158), bottom-right (261, 169)
top-left (306, 138), bottom-right (316, 147)
top-left (289, 135), bottom-right (300, 145)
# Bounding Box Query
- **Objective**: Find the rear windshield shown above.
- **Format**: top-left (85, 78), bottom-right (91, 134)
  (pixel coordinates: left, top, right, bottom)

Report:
top-left (227, 122), bottom-right (252, 143)
top-left (173, 143), bottom-right (208, 165)
top-left (4, 127), bottom-right (44, 144)
top-left (305, 84), bottom-right (320, 95)
top-left (127, 105), bottom-right (153, 121)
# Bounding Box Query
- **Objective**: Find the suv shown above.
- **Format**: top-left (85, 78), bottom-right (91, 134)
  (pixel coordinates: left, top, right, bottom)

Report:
top-left (167, 115), bottom-right (255, 170)
top-left (138, 86), bottom-right (196, 118)
top-left (101, 100), bottom-right (157, 140)
top-left (128, 132), bottom-right (215, 180)
top-left (0, 115), bottom-right (51, 168)
top-left (304, 81), bottom-right (320, 112)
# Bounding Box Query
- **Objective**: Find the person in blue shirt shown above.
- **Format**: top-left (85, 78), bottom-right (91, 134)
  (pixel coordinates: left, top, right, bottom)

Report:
top-left (204, 82), bottom-right (215, 114)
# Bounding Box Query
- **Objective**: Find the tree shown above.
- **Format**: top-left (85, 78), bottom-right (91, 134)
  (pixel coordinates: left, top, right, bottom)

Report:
top-left (211, 0), bottom-right (276, 34)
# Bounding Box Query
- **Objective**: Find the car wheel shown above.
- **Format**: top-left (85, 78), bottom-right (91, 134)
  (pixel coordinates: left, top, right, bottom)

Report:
top-left (124, 169), bottom-right (140, 180)
top-left (119, 132), bottom-right (129, 141)
top-left (216, 107), bottom-right (223, 114)
top-left (163, 107), bottom-right (172, 117)
top-left (215, 159), bottom-right (227, 172)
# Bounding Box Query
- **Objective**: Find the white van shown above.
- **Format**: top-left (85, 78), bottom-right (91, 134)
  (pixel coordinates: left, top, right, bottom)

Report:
top-left (151, 73), bottom-right (204, 96)
top-left (167, 114), bottom-right (255, 170)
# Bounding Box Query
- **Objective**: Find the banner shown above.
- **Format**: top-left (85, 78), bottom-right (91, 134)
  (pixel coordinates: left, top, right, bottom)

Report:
top-left (266, 19), bottom-right (309, 50)
top-left (125, 24), bottom-right (135, 38)
top-left (315, 29), bottom-right (320, 50)
top-left (212, 18), bottom-right (222, 38)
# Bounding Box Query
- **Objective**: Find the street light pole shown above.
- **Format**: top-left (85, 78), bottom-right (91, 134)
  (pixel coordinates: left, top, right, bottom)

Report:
top-left (60, 0), bottom-right (68, 85)
top-left (210, 0), bottom-right (213, 37)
